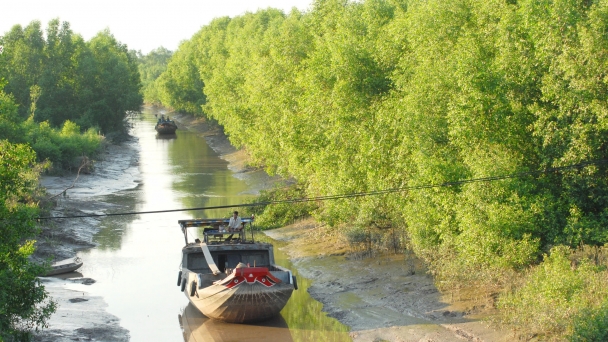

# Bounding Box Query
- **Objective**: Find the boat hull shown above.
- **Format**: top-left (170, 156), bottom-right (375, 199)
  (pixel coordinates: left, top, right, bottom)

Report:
top-left (184, 269), bottom-right (294, 323)
top-left (179, 303), bottom-right (293, 342)
top-left (155, 123), bottom-right (177, 134)
top-left (44, 257), bottom-right (83, 276)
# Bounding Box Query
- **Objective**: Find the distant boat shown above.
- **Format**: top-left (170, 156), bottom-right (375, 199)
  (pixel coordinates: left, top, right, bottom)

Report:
top-left (155, 116), bottom-right (177, 134)
top-left (177, 218), bottom-right (297, 323)
top-left (155, 121), bottom-right (177, 134)
top-left (44, 257), bottom-right (83, 276)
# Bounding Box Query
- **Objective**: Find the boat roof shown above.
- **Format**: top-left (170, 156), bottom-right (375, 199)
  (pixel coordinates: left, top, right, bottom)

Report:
top-left (178, 217), bottom-right (254, 228)
top-left (182, 241), bottom-right (272, 252)
top-left (179, 217), bottom-right (257, 245)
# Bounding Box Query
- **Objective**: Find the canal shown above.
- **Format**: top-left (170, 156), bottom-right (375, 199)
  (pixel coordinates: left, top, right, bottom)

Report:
top-left (67, 107), bottom-right (351, 341)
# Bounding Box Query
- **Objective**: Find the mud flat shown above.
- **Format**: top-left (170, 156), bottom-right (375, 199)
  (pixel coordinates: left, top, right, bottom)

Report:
top-left (34, 278), bottom-right (129, 342)
top-left (33, 137), bottom-right (141, 342)
top-left (266, 220), bottom-right (514, 342)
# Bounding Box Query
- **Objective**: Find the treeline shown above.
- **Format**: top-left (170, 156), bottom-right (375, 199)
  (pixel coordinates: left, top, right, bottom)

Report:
top-left (0, 20), bottom-right (142, 168)
top-left (137, 47), bottom-right (172, 105)
top-left (0, 19), bottom-right (141, 135)
top-left (0, 138), bottom-right (55, 342)
top-left (154, 0), bottom-right (608, 338)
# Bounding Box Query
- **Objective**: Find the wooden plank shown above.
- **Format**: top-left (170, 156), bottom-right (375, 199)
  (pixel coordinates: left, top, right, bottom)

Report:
top-left (199, 242), bottom-right (221, 275)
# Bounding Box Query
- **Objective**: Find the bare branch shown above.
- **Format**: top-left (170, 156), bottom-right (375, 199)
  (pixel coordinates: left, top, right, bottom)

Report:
top-left (47, 157), bottom-right (91, 200)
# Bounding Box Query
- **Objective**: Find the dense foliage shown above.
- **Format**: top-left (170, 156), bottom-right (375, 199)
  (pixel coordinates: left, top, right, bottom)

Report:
top-left (498, 246), bottom-right (608, 337)
top-left (0, 79), bottom-right (103, 169)
top-left (0, 20), bottom-right (142, 134)
top-left (155, 0), bottom-right (608, 337)
top-left (250, 183), bottom-right (318, 228)
top-left (137, 47), bottom-right (173, 105)
top-left (0, 139), bottom-right (55, 341)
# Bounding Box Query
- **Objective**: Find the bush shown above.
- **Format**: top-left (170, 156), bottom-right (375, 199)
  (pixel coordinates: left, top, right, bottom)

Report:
top-left (0, 140), bottom-right (56, 340)
top-left (568, 300), bottom-right (608, 342)
top-left (20, 119), bottom-right (103, 170)
top-left (497, 245), bottom-right (608, 338)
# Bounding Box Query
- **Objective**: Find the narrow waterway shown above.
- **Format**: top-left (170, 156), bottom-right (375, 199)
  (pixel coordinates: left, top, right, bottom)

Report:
top-left (65, 107), bottom-right (350, 341)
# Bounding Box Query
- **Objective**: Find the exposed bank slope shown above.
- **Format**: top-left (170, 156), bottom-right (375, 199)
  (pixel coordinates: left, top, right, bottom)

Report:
top-left (266, 220), bottom-right (512, 342)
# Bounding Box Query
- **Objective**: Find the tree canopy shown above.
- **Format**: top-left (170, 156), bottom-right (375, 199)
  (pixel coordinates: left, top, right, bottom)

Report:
top-left (137, 46), bottom-right (173, 105)
top-left (155, 1), bottom-right (608, 336)
top-left (0, 20), bottom-right (142, 340)
top-left (0, 20), bottom-right (142, 134)
top-left (0, 137), bottom-right (55, 341)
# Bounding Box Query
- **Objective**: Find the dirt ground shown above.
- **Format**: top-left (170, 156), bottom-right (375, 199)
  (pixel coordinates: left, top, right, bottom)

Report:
top-left (266, 220), bottom-right (515, 342)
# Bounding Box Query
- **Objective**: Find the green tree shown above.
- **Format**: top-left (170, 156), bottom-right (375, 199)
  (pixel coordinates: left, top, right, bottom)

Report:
top-left (137, 47), bottom-right (173, 105)
top-left (77, 30), bottom-right (142, 133)
top-left (154, 0), bottom-right (608, 290)
top-left (156, 37), bottom-right (206, 114)
top-left (0, 22), bottom-right (45, 119)
top-left (0, 20), bottom-right (142, 135)
top-left (0, 139), bottom-right (56, 341)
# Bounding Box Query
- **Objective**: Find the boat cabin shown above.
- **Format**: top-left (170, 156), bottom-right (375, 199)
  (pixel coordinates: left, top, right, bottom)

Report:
top-left (178, 217), bottom-right (291, 286)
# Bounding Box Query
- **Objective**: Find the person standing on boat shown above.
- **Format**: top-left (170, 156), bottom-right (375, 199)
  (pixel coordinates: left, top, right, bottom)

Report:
top-left (228, 211), bottom-right (242, 232)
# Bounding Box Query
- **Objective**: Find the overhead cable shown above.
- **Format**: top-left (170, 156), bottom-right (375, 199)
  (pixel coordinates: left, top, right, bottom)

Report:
top-left (35, 159), bottom-right (607, 220)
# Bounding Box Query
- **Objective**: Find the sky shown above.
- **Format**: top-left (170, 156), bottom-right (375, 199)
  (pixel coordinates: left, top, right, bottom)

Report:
top-left (1, 0), bottom-right (313, 54)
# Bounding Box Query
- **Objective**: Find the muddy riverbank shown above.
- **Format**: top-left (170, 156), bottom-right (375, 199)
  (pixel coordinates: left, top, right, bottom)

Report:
top-left (34, 136), bottom-right (141, 341)
top-left (266, 220), bottom-right (513, 342)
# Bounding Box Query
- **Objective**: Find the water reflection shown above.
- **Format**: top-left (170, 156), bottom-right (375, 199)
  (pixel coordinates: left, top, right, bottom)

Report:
top-left (91, 191), bottom-right (141, 250)
top-left (260, 234), bottom-right (352, 342)
top-left (164, 120), bottom-right (254, 218)
top-left (156, 133), bottom-right (177, 140)
top-left (180, 303), bottom-right (293, 342)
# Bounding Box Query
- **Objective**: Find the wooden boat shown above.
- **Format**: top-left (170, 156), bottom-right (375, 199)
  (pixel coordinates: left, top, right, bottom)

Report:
top-left (44, 257), bottom-right (83, 276)
top-left (177, 217), bottom-right (297, 323)
top-left (155, 119), bottom-right (177, 134)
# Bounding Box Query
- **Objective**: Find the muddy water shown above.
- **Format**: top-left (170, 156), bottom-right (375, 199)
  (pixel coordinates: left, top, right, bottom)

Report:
top-left (67, 107), bottom-right (351, 341)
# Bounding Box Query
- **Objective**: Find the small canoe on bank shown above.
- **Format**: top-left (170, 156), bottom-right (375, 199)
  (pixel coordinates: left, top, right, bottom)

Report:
top-left (44, 257), bottom-right (83, 276)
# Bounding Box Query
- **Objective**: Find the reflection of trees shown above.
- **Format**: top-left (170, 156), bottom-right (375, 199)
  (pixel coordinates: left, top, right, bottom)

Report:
top-left (166, 130), bottom-right (253, 219)
top-left (91, 192), bottom-right (140, 250)
top-left (258, 235), bottom-right (352, 342)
